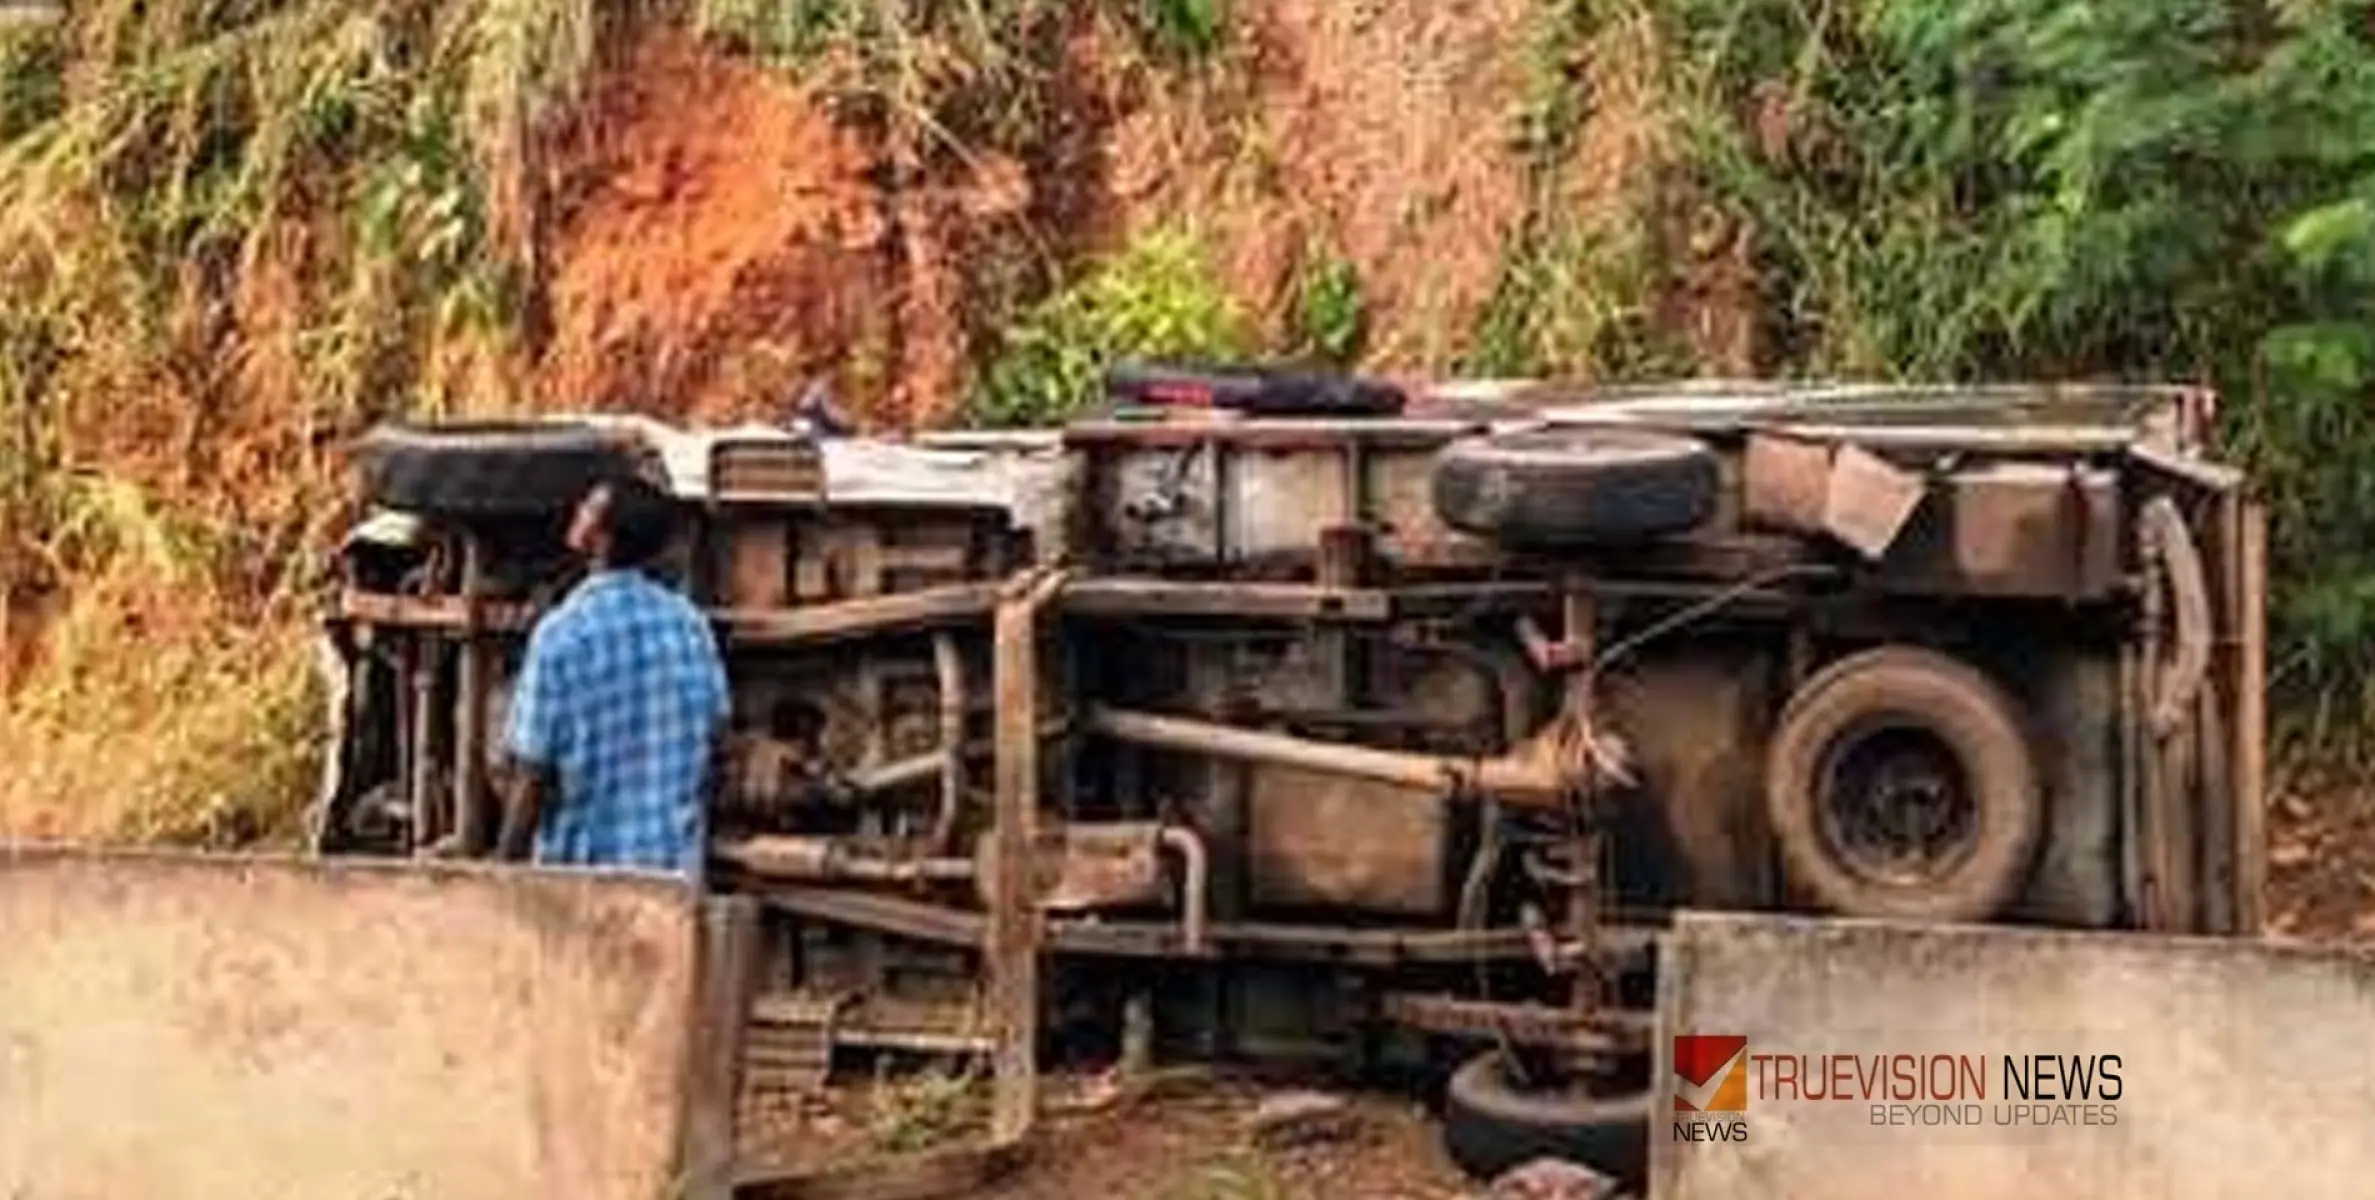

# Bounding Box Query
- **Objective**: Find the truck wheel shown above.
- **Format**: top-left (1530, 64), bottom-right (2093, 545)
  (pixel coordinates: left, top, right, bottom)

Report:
top-left (1766, 645), bottom-right (2043, 922)
top-left (1430, 427), bottom-right (1718, 545)
top-left (353, 422), bottom-right (639, 518)
top-left (1441, 1049), bottom-right (1650, 1188)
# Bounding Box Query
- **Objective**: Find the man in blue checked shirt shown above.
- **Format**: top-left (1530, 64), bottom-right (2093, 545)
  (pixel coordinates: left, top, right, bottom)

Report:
top-left (494, 470), bottom-right (730, 879)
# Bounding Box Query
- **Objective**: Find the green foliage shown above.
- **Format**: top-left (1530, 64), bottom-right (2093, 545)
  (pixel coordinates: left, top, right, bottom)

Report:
top-left (1464, 215), bottom-right (1678, 379)
top-left (696, 0), bottom-right (1067, 155)
top-left (968, 227), bottom-right (1251, 427)
top-left (0, 0), bottom-right (597, 841)
top-left (1465, 0), bottom-right (1683, 380)
top-left (696, 0), bottom-right (1222, 159)
top-left (863, 1064), bottom-right (983, 1155)
top-left (1647, 0), bottom-right (2375, 748)
top-left (1131, 0), bottom-right (1228, 63)
top-left (1290, 247), bottom-right (1365, 366)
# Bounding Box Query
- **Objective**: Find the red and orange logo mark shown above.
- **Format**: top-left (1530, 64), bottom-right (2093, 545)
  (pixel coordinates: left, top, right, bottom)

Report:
top-left (1674, 1035), bottom-right (1749, 1113)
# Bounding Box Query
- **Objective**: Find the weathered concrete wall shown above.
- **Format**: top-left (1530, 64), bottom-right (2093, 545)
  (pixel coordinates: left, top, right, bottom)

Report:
top-left (1655, 911), bottom-right (2375, 1199)
top-left (0, 846), bottom-right (702, 1200)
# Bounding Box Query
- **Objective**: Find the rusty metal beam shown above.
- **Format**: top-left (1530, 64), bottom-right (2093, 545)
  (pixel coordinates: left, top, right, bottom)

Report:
top-left (451, 535), bottom-right (491, 855)
top-left (2234, 501), bottom-right (2268, 934)
top-left (986, 568), bottom-right (1065, 1145)
top-left (745, 885), bottom-right (1665, 967)
top-left (1059, 578), bottom-right (1392, 622)
top-left (720, 583), bottom-right (1004, 647)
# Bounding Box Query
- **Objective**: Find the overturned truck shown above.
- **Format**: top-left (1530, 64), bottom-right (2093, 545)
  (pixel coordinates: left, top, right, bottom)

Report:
top-left (316, 370), bottom-right (2265, 1191)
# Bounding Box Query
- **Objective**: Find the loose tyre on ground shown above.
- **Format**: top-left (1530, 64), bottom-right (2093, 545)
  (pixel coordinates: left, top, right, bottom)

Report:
top-left (1430, 426), bottom-right (1719, 545)
top-left (352, 422), bottom-right (638, 518)
top-left (1765, 645), bottom-right (2045, 923)
top-left (1441, 1048), bottom-right (1651, 1187)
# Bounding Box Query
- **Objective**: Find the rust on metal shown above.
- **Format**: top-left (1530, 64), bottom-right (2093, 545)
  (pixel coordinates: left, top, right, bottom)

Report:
top-left (1740, 433), bottom-right (1832, 535)
top-left (1085, 706), bottom-right (1585, 808)
top-left (713, 836), bottom-right (975, 884)
top-left (930, 631), bottom-right (967, 854)
top-left (987, 567), bottom-right (1066, 1145)
top-left (1820, 443), bottom-right (1926, 560)
top-left (1024, 821), bottom-right (1169, 912)
top-left (1245, 766), bottom-right (1447, 916)
top-left (2233, 501), bottom-right (2268, 934)
top-left (452, 534), bottom-right (491, 854)
top-left (720, 583), bottom-right (1004, 647)
top-left (1060, 578), bottom-right (1393, 622)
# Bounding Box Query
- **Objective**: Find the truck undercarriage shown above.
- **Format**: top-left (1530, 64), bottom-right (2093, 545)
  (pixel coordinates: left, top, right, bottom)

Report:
top-left (315, 372), bottom-right (2265, 1192)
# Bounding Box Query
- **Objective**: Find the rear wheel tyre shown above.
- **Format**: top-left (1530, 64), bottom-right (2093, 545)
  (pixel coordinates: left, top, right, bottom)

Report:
top-left (1766, 645), bottom-right (2044, 922)
top-left (1430, 427), bottom-right (1719, 545)
top-left (353, 422), bottom-right (637, 518)
top-left (1441, 1049), bottom-right (1651, 1187)
top-left (1103, 359), bottom-right (1408, 417)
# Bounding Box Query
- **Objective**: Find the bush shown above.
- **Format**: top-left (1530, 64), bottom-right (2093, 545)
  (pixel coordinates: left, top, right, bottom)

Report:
top-left (967, 227), bottom-right (1251, 427)
top-left (1651, 0), bottom-right (2375, 749)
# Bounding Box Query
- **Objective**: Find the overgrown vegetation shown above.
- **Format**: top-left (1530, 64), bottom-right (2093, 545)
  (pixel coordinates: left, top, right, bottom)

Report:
top-left (696, 0), bottom-right (1225, 155)
top-left (18, 0), bottom-right (2375, 844)
top-left (1645, 0), bottom-right (2375, 751)
top-left (0, 0), bottom-right (598, 841)
top-left (1289, 245), bottom-right (1365, 366)
top-left (967, 225), bottom-right (1251, 427)
top-left (1465, 0), bottom-right (1684, 379)
top-left (862, 1063), bottom-right (984, 1154)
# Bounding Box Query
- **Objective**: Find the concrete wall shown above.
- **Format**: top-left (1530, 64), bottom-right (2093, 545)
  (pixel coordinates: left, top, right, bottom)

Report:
top-left (0, 846), bottom-right (703, 1200)
top-left (1654, 912), bottom-right (2375, 1199)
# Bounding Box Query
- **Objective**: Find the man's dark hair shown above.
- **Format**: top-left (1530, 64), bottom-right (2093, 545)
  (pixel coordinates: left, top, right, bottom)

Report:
top-left (602, 472), bottom-right (677, 569)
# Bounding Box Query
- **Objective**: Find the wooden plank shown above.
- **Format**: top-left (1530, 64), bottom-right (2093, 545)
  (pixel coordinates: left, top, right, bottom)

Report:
top-left (716, 584), bottom-right (1001, 647)
top-left (337, 588), bottom-right (537, 633)
top-left (986, 571), bottom-right (1063, 1145)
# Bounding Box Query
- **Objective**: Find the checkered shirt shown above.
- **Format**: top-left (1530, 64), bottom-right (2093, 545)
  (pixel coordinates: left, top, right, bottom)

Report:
top-left (504, 569), bottom-right (730, 877)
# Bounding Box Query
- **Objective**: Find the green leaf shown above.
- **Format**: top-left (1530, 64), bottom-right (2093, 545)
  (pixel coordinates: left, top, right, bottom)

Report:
top-left (2280, 197), bottom-right (2375, 271)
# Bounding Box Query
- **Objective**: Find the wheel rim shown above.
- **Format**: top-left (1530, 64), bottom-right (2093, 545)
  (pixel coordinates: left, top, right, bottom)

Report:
top-left (1811, 714), bottom-right (1980, 888)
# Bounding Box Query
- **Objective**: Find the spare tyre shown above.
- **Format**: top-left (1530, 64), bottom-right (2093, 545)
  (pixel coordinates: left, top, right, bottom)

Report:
top-left (1431, 426), bottom-right (1718, 545)
top-left (352, 422), bottom-right (640, 519)
top-left (1765, 645), bottom-right (2044, 922)
top-left (1441, 1048), bottom-right (1651, 1188)
top-left (1104, 359), bottom-right (1407, 417)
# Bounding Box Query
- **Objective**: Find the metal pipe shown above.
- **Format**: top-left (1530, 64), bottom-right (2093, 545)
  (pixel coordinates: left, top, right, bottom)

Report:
top-left (452, 534), bottom-right (490, 855)
top-left (844, 716), bottom-right (1071, 795)
top-left (715, 834), bottom-right (976, 883)
top-left (1159, 826), bottom-right (1210, 955)
top-left (2142, 496), bottom-right (2211, 738)
top-left (2115, 641), bottom-right (2145, 925)
top-left (932, 631), bottom-right (967, 853)
top-left (408, 637), bottom-right (442, 850)
top-left (1085, 705), bottom-right (1569, 806)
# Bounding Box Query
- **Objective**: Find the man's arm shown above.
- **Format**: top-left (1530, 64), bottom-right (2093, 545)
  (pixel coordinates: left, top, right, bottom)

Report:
top-left (495, 756), bottom-right (555, 861)
top-left (495, 624), bottom-right (569, 862)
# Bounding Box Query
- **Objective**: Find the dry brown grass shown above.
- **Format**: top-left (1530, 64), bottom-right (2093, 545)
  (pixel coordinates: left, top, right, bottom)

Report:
top-left (0, 0), bottom-right (599, 844)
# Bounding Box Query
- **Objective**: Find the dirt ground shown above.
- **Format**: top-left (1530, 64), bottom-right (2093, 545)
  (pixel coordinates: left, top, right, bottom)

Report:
top-left (717, 768), bottom-right (2372, 1200)
top-left (743, 1070), bottom-right (1483, 1200)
